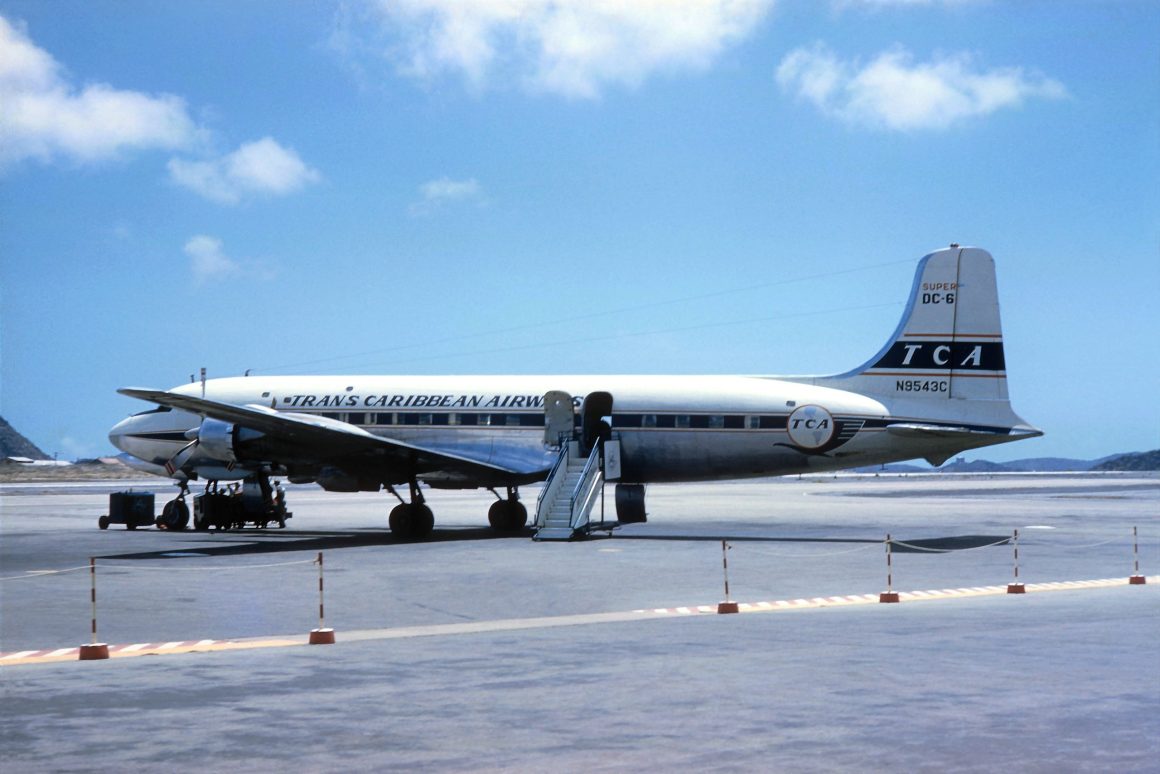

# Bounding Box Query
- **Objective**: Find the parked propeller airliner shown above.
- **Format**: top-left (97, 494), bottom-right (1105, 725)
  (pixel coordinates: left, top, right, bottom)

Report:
top-left (110, 245), bottom-right (1041, 540)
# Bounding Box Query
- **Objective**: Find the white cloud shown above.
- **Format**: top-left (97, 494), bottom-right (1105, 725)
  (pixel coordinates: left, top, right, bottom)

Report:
top-left (409, 176), bottom-right (483, 216)
top-left (184, 235), bottom-right (278, 285)
top-left (777, 43), bottom-right (1066, 131)
top-left (0, 15), bottom-right (198, 167)
top-left (185, 235), bottom-right (241, 284)
top-left (421, 176), bottom-right (481, 201)
top-left (366, 0), bottom-right (774, 98)
top-left (835, 0), bottom-right (975, 7)
top-left (168, 137), bottom-right (321, 204)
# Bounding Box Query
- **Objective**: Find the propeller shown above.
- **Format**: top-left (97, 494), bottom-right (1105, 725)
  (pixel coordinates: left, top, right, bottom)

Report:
top-left (163, 427), bottom-right (201, 476)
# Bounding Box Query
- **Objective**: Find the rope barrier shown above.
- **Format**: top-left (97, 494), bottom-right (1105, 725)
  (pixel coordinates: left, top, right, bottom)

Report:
top-left (93, 559), bottom-right (317, 572)
top-left (736, 542), bottom-right (881, 559)
top-left (0, 565), bottom-right (93, 582)
top-left (1052, 536), bottom-right (1126, 550)
top-left (890, 537), bottom-right (1011, 553)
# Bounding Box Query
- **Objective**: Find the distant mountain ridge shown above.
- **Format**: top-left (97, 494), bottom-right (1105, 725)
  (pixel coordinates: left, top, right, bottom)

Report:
top-left (1091, 450), bottom-right (1160, 472)
top-left (860, 450), bottom-right (1159, 473)
top-left (0, 416), bottom-right (49, 460)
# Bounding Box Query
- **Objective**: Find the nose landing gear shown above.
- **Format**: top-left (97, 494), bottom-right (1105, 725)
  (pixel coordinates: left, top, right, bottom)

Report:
top-left (157, 482), bottom-right (191, 530)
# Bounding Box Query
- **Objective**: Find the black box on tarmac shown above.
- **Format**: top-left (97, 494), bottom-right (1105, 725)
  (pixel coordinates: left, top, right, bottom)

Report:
top-left (99, 491), bottom-right (155, 530)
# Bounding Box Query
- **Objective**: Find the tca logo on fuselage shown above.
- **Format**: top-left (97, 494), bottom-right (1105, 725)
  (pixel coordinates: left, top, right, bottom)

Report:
top-left (787, 405), bottom-right (835, 450)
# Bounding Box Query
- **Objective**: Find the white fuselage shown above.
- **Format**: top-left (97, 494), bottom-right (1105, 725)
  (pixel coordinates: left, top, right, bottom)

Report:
top-left (110, 373), bottom-right (1025, 486)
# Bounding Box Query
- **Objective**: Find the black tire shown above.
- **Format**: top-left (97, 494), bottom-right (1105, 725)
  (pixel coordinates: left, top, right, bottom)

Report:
top-left (488, 500), bottom-right (527, 532)
top-left (98, 515), bottom-right (110, 530)
top-left (161, 499), bottom-right (190, 531)
top-left (390, 503), bottom-right (434, 540)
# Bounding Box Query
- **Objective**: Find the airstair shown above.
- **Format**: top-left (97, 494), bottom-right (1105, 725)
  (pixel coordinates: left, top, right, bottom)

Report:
top-left (533, 440), bottom-right (604, 541)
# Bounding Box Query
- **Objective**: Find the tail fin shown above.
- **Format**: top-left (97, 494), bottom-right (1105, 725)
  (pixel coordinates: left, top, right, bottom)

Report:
top-left (823, 245), bottom-right (1008, 400)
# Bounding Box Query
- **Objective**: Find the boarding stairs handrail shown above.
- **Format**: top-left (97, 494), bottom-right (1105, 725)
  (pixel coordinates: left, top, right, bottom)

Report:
top-left (534, 441), bottom-right (575, 529)
top-left (568, 442), bottom-right (604, 534)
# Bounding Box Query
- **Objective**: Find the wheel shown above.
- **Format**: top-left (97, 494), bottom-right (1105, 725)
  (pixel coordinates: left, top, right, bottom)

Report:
top-left (161, 499), bottom-right (190, 530)
top-left (98, 515), bottom-right (110, 530)
top-left (390, 503), bottom-right (434, 539)
top-left (488, 500), bottom-right (527, 532)
top-left (193, 506), bottom-right (210, 531)
top-left (389, 503), bottom-right (411, 535)
top-left (414, 504), bottom-right (434, 536)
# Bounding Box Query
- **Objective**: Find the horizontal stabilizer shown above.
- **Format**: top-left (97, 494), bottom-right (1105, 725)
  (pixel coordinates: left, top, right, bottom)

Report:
top-left (886, 423), bottom-right (988, 439)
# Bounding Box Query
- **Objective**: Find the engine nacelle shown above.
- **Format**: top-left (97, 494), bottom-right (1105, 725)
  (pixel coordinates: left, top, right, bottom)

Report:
top-left (196, 418), bottom-right (265, 464)
top-left (316, 467), bottom-right (381, 493)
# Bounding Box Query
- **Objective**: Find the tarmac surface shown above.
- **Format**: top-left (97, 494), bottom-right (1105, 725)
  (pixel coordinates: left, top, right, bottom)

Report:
top-left (2, 473), bottom-right (1157, 772)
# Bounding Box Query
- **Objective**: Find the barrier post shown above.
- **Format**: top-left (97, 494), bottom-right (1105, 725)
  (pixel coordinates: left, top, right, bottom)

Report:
top-left (1129, 525), bottom-right (1147, 585)
top-left (1007, 529), bottom-right (1025, 593)
top-left (879, 534), bottom-right (900, 603)
top-left (79, 557), bottom-right (109, 660)
top-left (309, 551), bottom-right (336, 644)
top-left (717, 540), bottom-right (739, 614)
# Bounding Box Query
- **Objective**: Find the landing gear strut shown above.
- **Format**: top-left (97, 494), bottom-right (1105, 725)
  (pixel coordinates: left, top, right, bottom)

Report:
top-left (387, 480), bottom-right (434, 540)
top-left (487, 486), bottom-right (527, 532)
top-left (157, 482), bottom-right (191, 530)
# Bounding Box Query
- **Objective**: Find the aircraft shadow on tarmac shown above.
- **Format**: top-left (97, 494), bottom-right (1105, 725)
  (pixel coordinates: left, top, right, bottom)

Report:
top-left (100, 528), bottom-right (1010, 561)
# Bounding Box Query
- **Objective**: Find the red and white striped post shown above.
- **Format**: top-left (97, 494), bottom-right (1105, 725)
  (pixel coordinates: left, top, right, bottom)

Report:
top-left (1007, 529), bottom-right (1026, 593)
top-left (79, 557), bottom-right (109, 660)
top-left (1129, 525), bottom-right (1147, 585)
top-left (879, 534), bottom-right (900, 603)
top-left (717, 540), bottom-right (739, 614)
top-left (309, 551), bottom-right (336, 644)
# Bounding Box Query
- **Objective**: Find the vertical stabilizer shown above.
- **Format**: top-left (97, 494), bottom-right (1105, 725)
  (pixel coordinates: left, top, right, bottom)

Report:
top-left (820, 246), bottom-right (1008, 401)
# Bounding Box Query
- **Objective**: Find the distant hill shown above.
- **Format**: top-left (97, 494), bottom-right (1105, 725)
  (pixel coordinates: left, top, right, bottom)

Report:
top-left (1091, 450), bottom-right (1160, 472)
top-left (0, 416), bottom-right (48, 460)
top-left (855, 452), bottom-right (1157, 474)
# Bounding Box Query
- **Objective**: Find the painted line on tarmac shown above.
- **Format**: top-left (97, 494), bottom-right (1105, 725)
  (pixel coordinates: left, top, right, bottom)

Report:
top-left (643, 576), bottom-right (1155, 615)
top-left (0, 638), bottom-right (303, 665)
top-left (1, 576), bottom-right (1152, 666)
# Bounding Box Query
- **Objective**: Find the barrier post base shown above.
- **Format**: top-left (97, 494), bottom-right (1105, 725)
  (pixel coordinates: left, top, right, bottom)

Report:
top-left (79, 643), bottom-right (109, 660)
top-left (879, 592), bottom-right (900, 603)
top-left (309, 628), bottom-right (336, 645)
top-left (1007, 583), bottom-right (1026, 594)
top-left (717, 601), bottom-right (739, 614)
top-left (1129, 575), bottom-right (1147, 585)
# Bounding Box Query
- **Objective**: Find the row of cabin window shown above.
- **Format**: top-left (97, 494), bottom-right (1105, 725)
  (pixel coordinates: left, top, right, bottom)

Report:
top-left (317, 412), bottom-right (791, 430)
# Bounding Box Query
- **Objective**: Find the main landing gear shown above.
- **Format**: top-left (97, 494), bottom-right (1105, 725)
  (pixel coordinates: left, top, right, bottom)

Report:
top-left (488, 487), bottom-right (527, 533)
top-left (386, 483), bottom-right (527, 539)
top-left (386, 481), bottom-right (434, 540)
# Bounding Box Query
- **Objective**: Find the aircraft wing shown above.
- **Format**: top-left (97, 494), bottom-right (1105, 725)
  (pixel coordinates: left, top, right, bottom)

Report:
top-left (117, 388), bottom-right (536, 481)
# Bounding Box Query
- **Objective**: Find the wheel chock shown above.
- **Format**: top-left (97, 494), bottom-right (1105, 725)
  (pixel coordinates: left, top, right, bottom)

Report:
top-left (309, 628), bottom-right (336, 645)
top-left (717, 601), bottom-right (739, 614)
top-left (79, 643), bottom-right (109, 660)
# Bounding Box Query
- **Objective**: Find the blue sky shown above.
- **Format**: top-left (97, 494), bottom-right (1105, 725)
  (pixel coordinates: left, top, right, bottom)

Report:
top-left (1, 0), bottom-right (1157, 463)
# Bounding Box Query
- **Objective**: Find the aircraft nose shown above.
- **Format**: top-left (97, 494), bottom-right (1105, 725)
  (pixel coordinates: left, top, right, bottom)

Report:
top-left (108, 417), bottom-right (133, 453)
